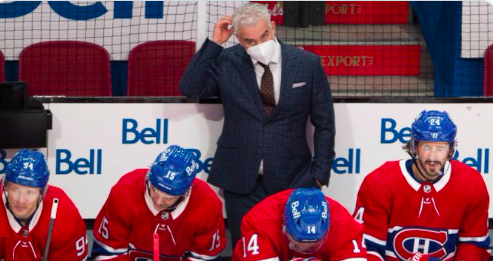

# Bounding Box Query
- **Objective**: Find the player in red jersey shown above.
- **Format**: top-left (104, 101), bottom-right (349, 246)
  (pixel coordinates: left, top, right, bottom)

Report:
top-left (92, 145), bottom-right (226, 261)
top-left (232, 188), bottom-right (367, 261)
top-left (354, 110), bottom-right (491, 261)
top-left (0, 149), bottom-right (88, 261)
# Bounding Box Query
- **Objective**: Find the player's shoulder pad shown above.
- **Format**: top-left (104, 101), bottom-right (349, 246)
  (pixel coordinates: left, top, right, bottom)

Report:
top-left (449, 160), bottom-right (488, 197)
top-left (44, 185), bottom-right (79, 211)
top-left (450, 160), bottom-right (482, 176)
top-left (111, 169), bottom-right (147, 192)
top-left (245, 189), bottom-right (292, 221)
top-left (362, 160), bottom-right (401, 184)
top-left (450, 160), bottom-right (487, 184)
top-left (44, 186), bottom-right (85, 229)
top-left (190, 179), bottom-right (222, 206)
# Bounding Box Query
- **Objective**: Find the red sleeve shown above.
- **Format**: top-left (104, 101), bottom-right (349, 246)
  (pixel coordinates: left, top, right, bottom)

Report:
top-left (353, 173), bottom-right (390, 261)
top-left (0, 219), bottom-right (5, 260)
top-left (327, 200), bottom-right (367, 261)
top-left (232, 215), bottom-right (279, 261)
top-left (455, 173), bottom-right (491, 260)
top-left (48, 197), bottom-right (88, 260)
top-left (455, 244), bottom-right (490, 261)
top-left (0, 236), bottom-right (5, 260)
top-left (92, 186), bottom-right (132, 261)
top-left (186, 198), bottom-right (226, 260)
top-left (329, 232), bottom-right (367, 261)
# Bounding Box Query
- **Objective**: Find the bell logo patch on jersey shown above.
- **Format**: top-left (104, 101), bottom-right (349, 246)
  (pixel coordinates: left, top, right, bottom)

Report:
top-left (393, 228), bottom-right (448, 260)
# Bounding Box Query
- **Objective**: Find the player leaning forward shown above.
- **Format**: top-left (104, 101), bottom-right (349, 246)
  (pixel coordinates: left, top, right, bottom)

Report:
top-left (92, 145), bottom-right (226, 261)
top-left (354, 110), bottom-right (490, 261)
top-left (0, 149), bottom-right (88, 260)
top-left (233, 188), bottom-right (367, 261)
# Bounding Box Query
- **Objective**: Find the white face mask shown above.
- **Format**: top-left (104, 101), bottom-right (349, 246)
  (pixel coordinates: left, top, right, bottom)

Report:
top-left (246, 39), bottom-right (276, 65)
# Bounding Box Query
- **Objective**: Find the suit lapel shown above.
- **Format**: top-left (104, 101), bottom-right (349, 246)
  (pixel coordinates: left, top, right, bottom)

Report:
top-left (270, 42), bottom-right (298, 119)
top-left (234, 46), bottom-right (265, 117)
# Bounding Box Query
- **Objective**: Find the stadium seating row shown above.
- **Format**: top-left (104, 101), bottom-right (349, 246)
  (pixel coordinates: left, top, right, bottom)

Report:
top-left (484, 44), bottom-right (493, 96)
top-left (0, 40), bottom-right (195, 96)
top-left (1, 40), bottom-right (493, 97)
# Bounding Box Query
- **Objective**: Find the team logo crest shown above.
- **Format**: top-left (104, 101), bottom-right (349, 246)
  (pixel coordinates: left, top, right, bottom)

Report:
top-left (423, 185), bottom-right (431, 193)
top-left (161, 211), bottom-right (169, 220)
top-left (393, 227), bottom-right (449, 260)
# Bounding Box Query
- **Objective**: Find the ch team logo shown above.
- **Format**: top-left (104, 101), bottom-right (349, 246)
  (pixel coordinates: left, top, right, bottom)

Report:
top-left (393, 228), bottom-right (449, 260)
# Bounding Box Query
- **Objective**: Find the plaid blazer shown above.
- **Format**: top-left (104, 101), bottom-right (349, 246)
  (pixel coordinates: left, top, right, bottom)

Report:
top-left (180, 39), bottom-right (335, 195)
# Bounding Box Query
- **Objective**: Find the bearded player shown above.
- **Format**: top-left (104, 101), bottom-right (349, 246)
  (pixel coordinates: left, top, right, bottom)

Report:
top-left (354, 110), bottom-right (490, 260)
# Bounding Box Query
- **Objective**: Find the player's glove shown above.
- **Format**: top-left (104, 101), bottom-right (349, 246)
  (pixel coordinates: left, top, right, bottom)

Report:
top-left (408, 253), bottom-right (440, 261)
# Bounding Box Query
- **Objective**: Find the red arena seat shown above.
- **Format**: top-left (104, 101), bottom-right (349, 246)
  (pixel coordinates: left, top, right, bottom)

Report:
top-left (127, 40), bottom-right (195, 96)
top-left (484, 44), bottom-right (493, 96)
top-left (0, 49), bottom-right (4, 82)
top-left (19, 41), bottom-right (111, 96)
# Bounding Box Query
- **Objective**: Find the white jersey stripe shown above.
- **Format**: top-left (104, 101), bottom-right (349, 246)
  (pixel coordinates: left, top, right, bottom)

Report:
top-left (94, 253), bottom-right (128, 260)
top-left (387, 226), bottom-right (403, 233)
top-left (386, 250), bottom-right (397, 258)
top-left (93, 237), bottom-right (127, 254)
top-left (364, 233), bottom-right (386, 246)
top-left (189, 251), bottom-right (220, 261)
top-left (255, 257), bottom-right (280, 261)
top-left (459, 234), bottom-right (490, 242)
top-left (387, 226), bottom-right (459, 234)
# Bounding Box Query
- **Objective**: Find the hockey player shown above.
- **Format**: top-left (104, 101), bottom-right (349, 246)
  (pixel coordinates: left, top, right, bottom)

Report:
top-left (354, 110), bottom-right (490, 260)
top-left (0, 149), bottom-right (88, 260)
top-left (232, 188), bottom-right (367, 261)
top-left (92, 145), bottom-right (226, 261)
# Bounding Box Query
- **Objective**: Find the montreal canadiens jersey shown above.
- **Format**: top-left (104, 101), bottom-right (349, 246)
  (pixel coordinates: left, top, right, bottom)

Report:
top-left (232, 189), bottom-right (367, 261)
top-left (0, 181), bottom-right (88, 261)
top-left (92, 169), bottom-right (226, 261)
top-left (354, 160), bottom-right (490, 261)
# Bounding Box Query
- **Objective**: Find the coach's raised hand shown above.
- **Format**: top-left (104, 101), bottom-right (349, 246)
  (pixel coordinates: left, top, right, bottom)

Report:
top-left (211, 15), bottom-right (234, 45)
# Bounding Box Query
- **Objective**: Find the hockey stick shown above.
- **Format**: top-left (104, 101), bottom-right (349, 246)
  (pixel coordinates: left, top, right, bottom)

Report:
top-left (154, 232), bottom-right (159, 261)
top-left (42, 198), bottom-right (59, 261)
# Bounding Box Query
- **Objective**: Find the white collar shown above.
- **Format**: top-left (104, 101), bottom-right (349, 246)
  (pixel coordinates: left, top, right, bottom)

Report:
top-left (250, 37), bottom-right (282, 65)
top-left (399, 159), bottom-right (452, 192)
top-left (144, 183), bottom-right (191, 220)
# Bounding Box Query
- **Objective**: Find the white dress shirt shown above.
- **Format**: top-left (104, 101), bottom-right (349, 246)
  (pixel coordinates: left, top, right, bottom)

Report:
top-left (250, 37), bottom-right (282, 104)
top-left (249, 38), bottom-right (282, 175)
